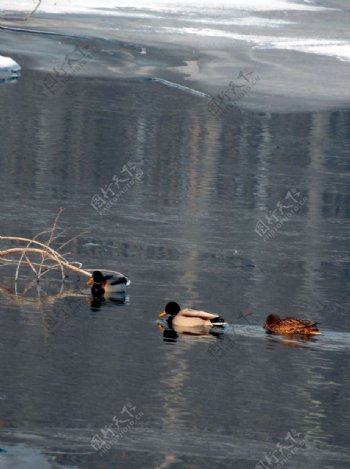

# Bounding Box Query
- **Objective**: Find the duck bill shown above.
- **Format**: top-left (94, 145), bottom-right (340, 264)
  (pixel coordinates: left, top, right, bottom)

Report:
top-left (86, 277), bottom-right (94, 286)
top-left (159, 310), bottom-right (167, 318)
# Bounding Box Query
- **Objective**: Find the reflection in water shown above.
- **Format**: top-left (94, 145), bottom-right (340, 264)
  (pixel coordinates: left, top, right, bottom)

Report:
top-left (265, 332), bottom-right (319, 350)
top-left (161, 326), bottom-right (179, 342)
top-left (157, 323), bottom-right (195, 467)
top-left (0, 282), bottom-right (83, 337)
top-left (88, 292), bottom-right (128, 311)
top-left (0, 75), bottom-right (20, 84)
top-left (0, 281), bottom-right (127, 334)
top-left (0, 68), bottom-right (350, 468)
top-left (158, 322), bottom-right (225, 343)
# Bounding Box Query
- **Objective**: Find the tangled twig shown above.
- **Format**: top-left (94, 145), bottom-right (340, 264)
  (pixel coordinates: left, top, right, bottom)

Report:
top-left (0, 210), bottom-right (126, 282)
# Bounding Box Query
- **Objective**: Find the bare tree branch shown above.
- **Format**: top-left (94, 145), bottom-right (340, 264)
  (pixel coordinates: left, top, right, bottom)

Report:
top-left (25, 0), bottom-right (42, 21)
top-left (0, 211), bottom-right (128, 282)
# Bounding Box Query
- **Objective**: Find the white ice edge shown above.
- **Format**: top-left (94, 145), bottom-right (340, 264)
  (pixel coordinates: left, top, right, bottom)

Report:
top-left (0, 0), bottom-right (345, 63)
top-left (0, 55), bottom-right (21, 73)
top-left (157, 27), bottom-right (350, 63)
top-left (0, 0), bottom-right (336, 14)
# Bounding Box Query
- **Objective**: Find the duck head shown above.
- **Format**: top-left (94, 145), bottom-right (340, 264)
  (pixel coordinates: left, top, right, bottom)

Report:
top-left (159, 302), bottom-right (181, 318)
top-left (159, 302), bottom-right (181, 329)
top-left (264, 313), bottom-right (280, 328)
top-left (86, 271), bottom-right (104, 287)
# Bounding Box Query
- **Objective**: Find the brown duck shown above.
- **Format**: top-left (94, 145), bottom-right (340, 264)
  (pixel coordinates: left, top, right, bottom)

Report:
top-left (264, 313), bottom-right (320, 336)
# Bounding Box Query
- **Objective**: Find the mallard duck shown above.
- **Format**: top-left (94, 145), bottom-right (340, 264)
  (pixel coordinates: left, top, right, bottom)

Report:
top-left (264, 313), bottom-right (320, 336)
top-left (86, 271), bottom-right (130, 295)
top-left (159, 302), bottom-right (226, 328)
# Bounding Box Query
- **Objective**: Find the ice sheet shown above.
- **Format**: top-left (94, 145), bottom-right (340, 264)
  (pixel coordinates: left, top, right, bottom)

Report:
top-left (0, 55), bottom-right (21, 72)
top-left (0, 0), bottom-right (334, 14)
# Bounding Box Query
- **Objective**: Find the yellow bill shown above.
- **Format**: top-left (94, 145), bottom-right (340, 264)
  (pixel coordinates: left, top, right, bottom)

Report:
top-left (159, 310), bottom-right (167, 318)
top-left (86, 277), bottom-right (94, 286)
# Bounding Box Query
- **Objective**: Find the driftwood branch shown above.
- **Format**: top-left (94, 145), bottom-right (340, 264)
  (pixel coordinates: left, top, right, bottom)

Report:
top-left (0, 247), bottom-right (91, 276)
top-left (0, 210), bottom-right (126, 282)
top-left (25, 0), bottom-right (42, 21)
top-left (38, 208), bottom-right (64, 278)
top-left (15, 230), bottom-right (52, 282)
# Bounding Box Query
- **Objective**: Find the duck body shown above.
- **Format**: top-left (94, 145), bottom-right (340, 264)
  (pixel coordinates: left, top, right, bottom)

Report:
top-left (159, 302), bottom-right (226, 328)
top-left (264, 313), bottom-right (320, 336)
top-left (87, 271), bottom-right (130, 295)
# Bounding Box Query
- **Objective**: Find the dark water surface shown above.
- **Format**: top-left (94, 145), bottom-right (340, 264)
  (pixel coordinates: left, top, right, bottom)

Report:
top-left (0, 69), bottom-right (350, 468)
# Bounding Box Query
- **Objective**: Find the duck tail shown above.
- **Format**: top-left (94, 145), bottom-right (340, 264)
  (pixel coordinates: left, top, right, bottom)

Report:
top-left (309, 322), bottom-right (321, 335)
top-left (210, 316), bottom-right (226, 327)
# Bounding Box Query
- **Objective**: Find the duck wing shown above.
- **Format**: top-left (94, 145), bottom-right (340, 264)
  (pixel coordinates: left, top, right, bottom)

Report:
top-left (180, 308), bottom-right (219, 320)
top-left (104, 275), bottom-right (128, 285)
top-left (283, 317), bottom-right (319, 333)
top-left (284, 317), bottom-right (317, 326)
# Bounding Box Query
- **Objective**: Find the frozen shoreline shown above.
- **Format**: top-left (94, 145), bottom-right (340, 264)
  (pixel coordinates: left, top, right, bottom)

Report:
top-left (0, 0), bottom-right (337, 14)
top-left (0, 1), bottom-right (350, 112)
